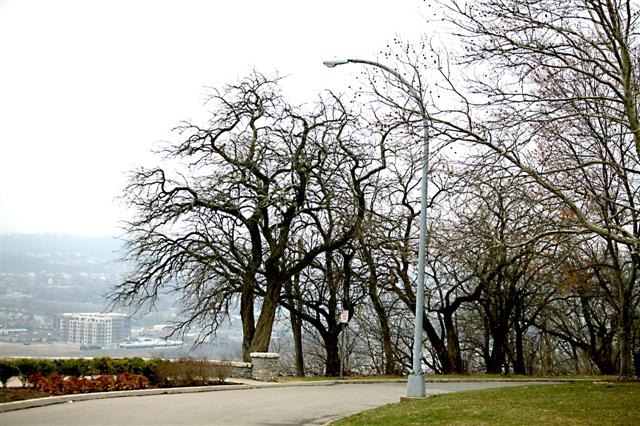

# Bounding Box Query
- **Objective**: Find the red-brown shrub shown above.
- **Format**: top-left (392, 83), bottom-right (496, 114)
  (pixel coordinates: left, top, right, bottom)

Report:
top-left (25, 373), bottom-right (149, 395)
top-left (45, 373), bottom-right (66, 395)
top-left (115, 372), bottom-right (149, 391)
top-left (95, 374), bottom-right (117, 392)
top-left (28, 373), bottom-right (48, 392)
top-left (63, 376), bottom-right (96, 394)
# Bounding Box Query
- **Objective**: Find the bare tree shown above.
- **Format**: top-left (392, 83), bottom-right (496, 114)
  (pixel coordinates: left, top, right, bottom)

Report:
top-left (408, 0), bottom-right (640, 377)
top-left (108, 73), bottom-right (370, 361)
top-left (537, 233), bottom-right (639, 375)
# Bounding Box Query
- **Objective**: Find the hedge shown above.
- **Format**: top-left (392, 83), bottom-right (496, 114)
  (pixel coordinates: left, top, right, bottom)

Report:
top-left (0, 357), bottom-right (228, 388)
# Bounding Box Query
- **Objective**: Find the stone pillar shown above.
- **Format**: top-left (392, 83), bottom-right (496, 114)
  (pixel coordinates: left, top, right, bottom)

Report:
top-left (250, 352), bottom-right (280, 382)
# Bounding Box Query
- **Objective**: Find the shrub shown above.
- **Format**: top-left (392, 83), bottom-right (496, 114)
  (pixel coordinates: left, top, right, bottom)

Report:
top-left (28, 372), bottom-right (148, 395)
top-left (56, 358), bottom-right (95, 377)
top-left (178, 357), bottom-right (212, 387)
top-left (156, 358), bottom-right (198, 387)
top-left (124, 357), bottom-right (146, 376)
top-left (153, 359), bottom-right (175, 387)
top-left (92, 357), bottom-right (116, 375)
top-left (115, 372), bottom-right (149, 391)
top-left (211, 361), bottom-right (232, 383)
top-left (14, 359), bottom-right (41, 387)
top-left (37, 359), bottom-right (56, 377)
top-left (0, 360), bottom-right (19, 388)
top-left (112, 358), bottom-right (131, 374)
top-left (45, 373), bottom-right (66, 395)
top-left (141, 358), bottom-right (169, 386)
top-left (183, 358), bottom-right (207, 386)
top-left (1, 357), bottom-right (222, 391)
top-left (63, 376), bottom-right (84, 394)
top-left (166, 358), bottom-right (191, 387)
top-left (27, 373), bottom-right (48, 391)
top-left (153, 357), bottom-right (217, 387)
top-left (94, 375), bottom-right (117, 392)
top-left (52, 359), bottom-right (66, 376)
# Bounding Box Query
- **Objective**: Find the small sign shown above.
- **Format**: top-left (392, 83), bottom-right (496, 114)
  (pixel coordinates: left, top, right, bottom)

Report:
top-left (340, 310), bottom-right (350, 324)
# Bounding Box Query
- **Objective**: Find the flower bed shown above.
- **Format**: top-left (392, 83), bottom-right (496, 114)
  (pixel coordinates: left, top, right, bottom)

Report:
top-left (0, 357), bottom-right (239, 403)
top-left (28, 372), bottom-right (150, 396)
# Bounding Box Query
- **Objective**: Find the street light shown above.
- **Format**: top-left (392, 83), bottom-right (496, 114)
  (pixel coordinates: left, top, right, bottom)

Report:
top-left (324, 58), bottom-right (429, 398)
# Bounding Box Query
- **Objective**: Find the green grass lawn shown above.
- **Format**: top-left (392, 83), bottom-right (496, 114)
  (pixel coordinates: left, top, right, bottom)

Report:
top-left (333, 382), bottom-right (640, 425)
top-left (277, 374), bottom-right (618, 383)
top-left (277, 374), bottom-right (406, 382)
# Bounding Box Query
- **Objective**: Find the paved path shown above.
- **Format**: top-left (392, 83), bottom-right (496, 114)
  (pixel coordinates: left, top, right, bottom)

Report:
top-left (0, 381), bottom-right (548, 426)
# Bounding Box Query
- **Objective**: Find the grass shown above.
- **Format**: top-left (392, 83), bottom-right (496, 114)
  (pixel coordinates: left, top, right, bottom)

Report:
top-left (423, 373), bottom-right (619, 381)
top-left (278, 374), bottom-right (406, 382)
top-left (277, 374), bottom-right (618, 383)
top-left (333, 382), bottom-right (640, 425)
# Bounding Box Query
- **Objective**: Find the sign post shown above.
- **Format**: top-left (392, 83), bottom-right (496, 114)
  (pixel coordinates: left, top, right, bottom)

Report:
top-left (339, 310), bottom-right (349, 380)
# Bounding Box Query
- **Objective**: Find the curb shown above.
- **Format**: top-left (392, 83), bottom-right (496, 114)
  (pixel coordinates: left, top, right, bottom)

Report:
top-left (0, 378), bottom-right (594, 413)
top-left (0, 381), bottom-right (341, 413)
top-left (0, 383), bottom-right (272, 413)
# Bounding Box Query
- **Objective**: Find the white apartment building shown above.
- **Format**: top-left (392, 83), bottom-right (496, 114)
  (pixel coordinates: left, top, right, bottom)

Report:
top-left (54, 313), bottom-right (130, 346)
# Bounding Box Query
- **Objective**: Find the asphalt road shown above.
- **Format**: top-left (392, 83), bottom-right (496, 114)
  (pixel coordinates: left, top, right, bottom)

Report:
top-left (0, 381), bottom-right (547, 426)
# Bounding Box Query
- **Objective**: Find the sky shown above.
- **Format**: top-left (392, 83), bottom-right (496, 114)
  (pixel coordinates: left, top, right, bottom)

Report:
top-left (0, 0), bottom-right (429, 236)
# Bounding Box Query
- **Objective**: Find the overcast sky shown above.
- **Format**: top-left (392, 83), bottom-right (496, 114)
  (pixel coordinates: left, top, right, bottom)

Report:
top-left (0, 0), bottom-right (428, 236)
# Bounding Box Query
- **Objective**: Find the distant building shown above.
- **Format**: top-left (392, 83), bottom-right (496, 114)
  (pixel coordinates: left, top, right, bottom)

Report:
top-left (119, 338), bottom-right (183, 349)
top-left (54, 313), bottom-right (130, 346)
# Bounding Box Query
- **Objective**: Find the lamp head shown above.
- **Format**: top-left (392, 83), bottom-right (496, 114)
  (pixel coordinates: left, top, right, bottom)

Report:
top-left (323, 59), bottom-right (349, 68)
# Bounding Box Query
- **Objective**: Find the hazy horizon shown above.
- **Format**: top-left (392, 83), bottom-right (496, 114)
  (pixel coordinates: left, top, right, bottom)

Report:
top-left (0, 0), bottom-right (428, 237)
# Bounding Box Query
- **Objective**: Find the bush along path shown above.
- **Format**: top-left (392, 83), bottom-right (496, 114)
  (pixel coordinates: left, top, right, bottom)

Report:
top-left (28, 372), bottom-right (149, 395)
top-left (0, 357), bottom-right (235, 403)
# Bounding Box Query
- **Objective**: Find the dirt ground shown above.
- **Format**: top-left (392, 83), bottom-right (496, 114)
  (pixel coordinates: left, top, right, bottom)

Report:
top-left (0, 388), bottom-right (50, 403)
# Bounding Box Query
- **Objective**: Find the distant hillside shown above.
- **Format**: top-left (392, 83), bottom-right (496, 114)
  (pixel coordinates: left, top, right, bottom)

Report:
top-left (0, 234), bottom-right (127, 273)
top-left (1, 234), bottom-right (123, 256)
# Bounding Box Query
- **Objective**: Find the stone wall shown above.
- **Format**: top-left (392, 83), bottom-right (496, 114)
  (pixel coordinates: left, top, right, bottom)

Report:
top-left (209, 360), bottom-right (252, 379)
top-left (249, 352), bottom-right (280, 382)
top-left (210, 353), bottom-right (280, 381)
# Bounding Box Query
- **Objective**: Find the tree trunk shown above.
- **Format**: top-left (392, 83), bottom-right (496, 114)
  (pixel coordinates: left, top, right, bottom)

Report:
top-left (291, 310), bottom-right (305, 376)
top-left (241, 222), bottom-right (261, 361)
top-left (380, 318), bottom-right (397, 375)
top-left (249, 278), bottom-right (282, 354)
top-left (513, 327), bottom-right (526, 375)
top-left (359, 240), bottom-right (397, 375)
top-left (284, 274), bottom-right (305, 376)
top-left (589, 346), bottom-right (617, 375)
top-left (240, 278), bottom-right (255, 362)
top-left (486, 326), bottom-right (508, 374)
top-left (324, 330), bottom-right (341, 376)
top-left (369, 286), bottom-right (398, 375)
top-left (396, 274), bottom-right (449, 374)
top-left (618, 296), bottom-right (633, 377)
top-left (422, 312), bottom-right (451, 374)
top-left (513, 303), bottom-right (526, 375)
top-left (443, 313), bottom-right (465, 374)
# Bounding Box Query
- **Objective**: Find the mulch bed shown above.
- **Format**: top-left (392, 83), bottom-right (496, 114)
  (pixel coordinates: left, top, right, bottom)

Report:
top-left (0, 388), bottom-right (51, 403)
top-left (0, 381), bottom-right (235, 404)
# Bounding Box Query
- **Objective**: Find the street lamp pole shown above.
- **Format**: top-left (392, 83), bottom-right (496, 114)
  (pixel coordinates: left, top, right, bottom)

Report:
top-left (324, 58), bottom-right (429, 398)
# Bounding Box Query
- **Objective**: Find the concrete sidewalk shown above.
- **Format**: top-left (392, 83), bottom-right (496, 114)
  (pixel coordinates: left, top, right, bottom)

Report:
top-left (1, 378), bottom-right (278, 413)
top-left (1, 377), bottom-right (402, 413)
top-left (0, 377), bottom-right (571, 413)
top-left (0, 381), bottom-right (558, 426)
